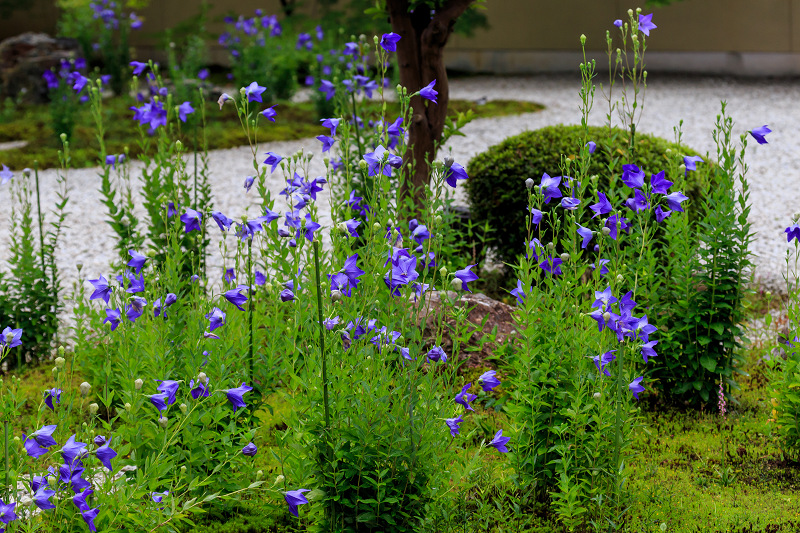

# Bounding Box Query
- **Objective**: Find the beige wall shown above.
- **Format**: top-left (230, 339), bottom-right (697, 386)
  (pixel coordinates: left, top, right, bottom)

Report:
top-left (3, 0), bottom-right (800, 74)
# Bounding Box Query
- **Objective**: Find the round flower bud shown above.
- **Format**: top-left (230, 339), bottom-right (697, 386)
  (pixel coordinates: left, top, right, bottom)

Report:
top-left (134, 378), bottom-right (143, 390)
top-left (55, 357), bottom-right (66, 369)
top-left (560, 253), bottom-right (570, 262)
top-left (450, 277), bottom-right (462, 291)
top-left (372, 222), bottom-right (381, 231)
top-left (58, 346), bottom-right (65, 356)
top-left (52, 367), bottom-right (58, 377)
top-left (180, 466), bottom-right (187, 475)
top-left (88, 403), bottom-right (99, 415)
top-left (256, 470), bottom-right (264, 480)
top-left (603, 311), bottom-right (611, 322)
top-left (359, 159), bottom-right (368, 171)
top-left (580, 34), bottom-right (586, 45)
top-left (265, 282), bottom-right (273, 292)
top-left (533, 185), bottom-right (541, 193)
top-left (198, 372), bottom-right (208, 383)
top-left (434, 215), bottom-right (442, 225)
top-left (546, 242), bottom-right (555, 250)
top-left (23, 167), bottom-right (32, 177)
top-left (59, 133), bottom-right (67, 142)
top-left (616, 274), bottom-right (624, 283)
top-left (275, 474), bottom-right (285, 485)
top-left (525, 178), bottom-right (534, 190)
top-left (79, 382), bottom-right (91, 396)
top-left (627, 8), bottom-right (633, 16)
top-left (13, 436), bottom-right (20, 445)
top-left (175, 140), bottom-right (182, 151)
top-left (439, 266), bottom-right (448, 278)
top-left (601, 227), bottom-right (611, 236)
top-left (593, 392), bottom-right (601, 399)
top-left (124, 402), bottom-right (131, 411)
top-left (331, 290), bottom-right (343, 302)
top-left (179, 403), bottom-right (188, 415)
top-left (159, 417), bottom-right (169, 428)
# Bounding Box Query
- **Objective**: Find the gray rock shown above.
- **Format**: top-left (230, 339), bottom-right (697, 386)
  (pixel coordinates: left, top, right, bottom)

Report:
top-left (0, 32), bottom-right (81, 103)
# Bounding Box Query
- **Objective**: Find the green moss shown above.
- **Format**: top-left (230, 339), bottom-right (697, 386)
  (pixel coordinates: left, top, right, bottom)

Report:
top-left (0, 99), bottom-right (543, 170)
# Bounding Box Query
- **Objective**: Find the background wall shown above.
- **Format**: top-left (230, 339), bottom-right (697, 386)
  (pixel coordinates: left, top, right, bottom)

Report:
top-left (3, 0), bottom-right (800, 76)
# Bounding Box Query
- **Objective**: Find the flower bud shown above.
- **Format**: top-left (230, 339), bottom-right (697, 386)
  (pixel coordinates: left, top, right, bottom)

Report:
top-left (13, 436), bottom-right (20, 445)
top-left (198, 372), bottom-right (207, 383)
top-left (179, 403), bottom-right (188, 415)
top-left (159, 417), bottom-right (169, 428)
top-left (601, 227), bottom-right (611, 236)
top-left (525, 178), bottom-right (534, 190)
top-left (627, 8), bottom-right (633, 17)
top-left (88, 403), bottom-right (99, 415)
top-left (450, 277), bottom-right (462, 291)
top-left (546, 242), bottom-right (554, 250)
top-left (180, 466), bottom-right (187, 475)
top-left (239, 86), bottom-right (246, 96)
top-left (58, 346), bottom-right (65, 356)
top-left (55, 357), bottom-right (66, 369)
top-left (80, 382), bottom-right (91, 396)
top-left (434, 215), bottom-right (442, 225)
top-left (616, 274), bottom-right (624, 283)
top-left (124, 402), bottom-right (131, 411)
top-left (275, 474), bottom-right (285, 485)
top-left (60, 133), bottom-right (67, 142)
top-left (256, 470), bottom-right (264, 480)
top-left (331, 290), bottom-right (343, 302)
top-left (52, 367), bottom-right (58, 377)
top-left (265, 282), bottom-right (273, 292)
top-left (372, 222), bottom-right (381, 231)
top-left (593, 392), bottom-right (601, 399)
top-left (23, 168), bottom-right (31, 177)
top-left (580, 34), bottom-right (586, 45)
top-left (359, 159), bottom-right (368, 171)
top-left (134, 378), bottom-right (143, 390)
top-left (603, 311), bottom-right (611, 322)
top-left (560, 253), bottom-right (570, 262)
top-left (439, 266), bottom-right (448, 278)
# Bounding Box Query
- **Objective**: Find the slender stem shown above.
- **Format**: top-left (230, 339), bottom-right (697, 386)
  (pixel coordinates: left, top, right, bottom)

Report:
top-left (247, 238), bottom-right (254, 381)
top-left (312, 241), bottom-right (333, 522)
top-left (34, 163), bottom-right (45, 274)
top-left (350, 92), bottom-right (364, 161)
top-left (4, 420), bottom-right (8, 500)
top-left (612, 344), bottom-right (625, 492)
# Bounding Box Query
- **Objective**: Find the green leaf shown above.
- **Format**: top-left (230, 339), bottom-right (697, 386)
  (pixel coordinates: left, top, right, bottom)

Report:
top-left (699, 356), bottom-right (717, 372)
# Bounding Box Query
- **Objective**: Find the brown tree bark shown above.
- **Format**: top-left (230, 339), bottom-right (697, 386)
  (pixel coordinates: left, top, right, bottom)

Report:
top-left (386, 0), bottom-right (474, 211)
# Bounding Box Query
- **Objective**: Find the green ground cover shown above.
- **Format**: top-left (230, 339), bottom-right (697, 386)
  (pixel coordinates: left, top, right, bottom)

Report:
top-left (0, 97), bottom-right (543, 170)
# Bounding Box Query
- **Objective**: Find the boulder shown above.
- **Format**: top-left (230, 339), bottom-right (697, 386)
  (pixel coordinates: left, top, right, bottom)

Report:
top-left (417, 291), bottom-right (517, 368)
top-left (0, 32), bottom-right (81, 103)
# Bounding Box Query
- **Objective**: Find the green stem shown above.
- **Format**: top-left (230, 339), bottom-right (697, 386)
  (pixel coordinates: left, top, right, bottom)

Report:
top-left (4, 420), bottom-right (8, 500)
top-left (247, 238), bottom-right (254, 382)
top-left (351, 92), bottom-right (364, 161)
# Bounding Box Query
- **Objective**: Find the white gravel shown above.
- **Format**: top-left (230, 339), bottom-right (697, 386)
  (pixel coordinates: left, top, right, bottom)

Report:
top-left (0, 74), bottom-right (797, 308)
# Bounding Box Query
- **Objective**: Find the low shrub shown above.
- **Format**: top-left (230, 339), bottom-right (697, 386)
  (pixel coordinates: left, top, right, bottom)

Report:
top-left (465, 124), bottom-right (712, 273)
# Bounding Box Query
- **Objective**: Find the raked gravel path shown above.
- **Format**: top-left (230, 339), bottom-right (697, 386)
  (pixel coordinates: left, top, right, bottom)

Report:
top-left (0, 74), bottom-right (797, 303)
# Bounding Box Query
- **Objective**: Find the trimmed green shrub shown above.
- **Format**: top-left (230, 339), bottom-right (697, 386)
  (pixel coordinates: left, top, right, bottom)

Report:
top-left (464, 124), bottom-right (712, 272)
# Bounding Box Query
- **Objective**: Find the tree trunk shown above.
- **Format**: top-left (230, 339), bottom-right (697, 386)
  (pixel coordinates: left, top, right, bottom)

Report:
top-left (386, 0), bottom-right (474, 212)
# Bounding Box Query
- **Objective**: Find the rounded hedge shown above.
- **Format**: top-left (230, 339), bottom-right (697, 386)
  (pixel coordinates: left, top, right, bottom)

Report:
top-left (464, 124), bottom-right (712, 272)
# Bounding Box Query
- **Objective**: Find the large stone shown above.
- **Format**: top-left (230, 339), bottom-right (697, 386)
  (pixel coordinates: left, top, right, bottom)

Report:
top-left (0, 32), bottom-right (81, 103)
top-left (416, 291), bottom-right (517, 368)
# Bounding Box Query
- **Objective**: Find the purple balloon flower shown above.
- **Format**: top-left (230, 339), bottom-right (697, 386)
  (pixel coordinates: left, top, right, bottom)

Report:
top-left (454, 383), bottom-right (477, 411)
top-left (445, 415), bottom-right (463, 437)
top-left (629, 376), bottom-right (645, 399)
top-left (478, 370), bottom-right (501, 392)
top-left (245, 81), bottom-right (266, 103)
top-left (284, 489), bottom-right (310, 517)
top-left (224, 382), bottom-right (253, 413)
top-left (242, 442), bottom-right (258, 456)
top-left (488, 429), bottom-right (510, 453)
top-left (380, 32), bottom-right (401, 52)
top-left (750, 125), bottom-right (771, 145)
top-left (638, 13), bottom-right (657, 36)
top-left (419, 79), bottom-right (438, 103)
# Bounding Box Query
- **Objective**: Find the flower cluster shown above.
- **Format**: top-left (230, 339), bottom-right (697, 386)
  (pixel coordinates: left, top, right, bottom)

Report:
top-left (446, 371), bottom-right (508, 452)
top-left (588, 287), bottom-right (657, 399)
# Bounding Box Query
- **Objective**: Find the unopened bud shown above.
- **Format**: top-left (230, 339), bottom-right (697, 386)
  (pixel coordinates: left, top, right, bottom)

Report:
top-left (198, 372), bottom-right (207, 383)
top-left (525, 178), bottom-right (534, 190)
top-left (55, 357), bottom-right (66, 369)
top-left (80, 382), bottom-right (91, 396)
top-left (603, 311), bottom-right (611, 322)
top-left (52, 367), bottom-right (58, 377)
top-left (679, 164), bottom-right (686, 173)
top-left (372, 222), bottom-right (381, 231)
top-left (450, 277), bottom-right (462, 291)
top-left (58, 346), bottom-right (65, 356)
top-left (175, 140), bottom-right (182, 150)
top-left (256, 470), bottom-right (264, 480)
top-left (434, 215), bottom-right (442, 225)
top-left (275, 474), bottom-right (285, 485)
top-left (546, 242), bottom-right (554, 250)
top-left (179, 403), bottom-right (188, 415)
top-left (616, 274), bottom-right (624, 283)
top-left (359, 159), bottom-right (368, 171)
top-left (265, 282), bottom-right (273, 292)
top-left (60, 133), bottom-right (67, 142)
top-left (124, 402), bottom-right (131, 411)
top-left (134, 379), bottom-right (143, 390)
top-left (580, 34), bottom-right (586, 45)
top-left (593, 392), bottom-right (601, 399)
top-left (331, 290), bottom-right (342, 302)
top-left (601, 227), bottom-right (611, 236)
top-left (13, 436), bottom-right (20, 444)
top-left (159, 417), bottom-right (169, 428)
top-left (560, 253), bottom-right (570, 262)
top-left (439, 266), bottom-right (448, 278)
top-left (88, 403), bottom-right (99, 415)
top-left (180, 466), bottom-right (187, 475)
